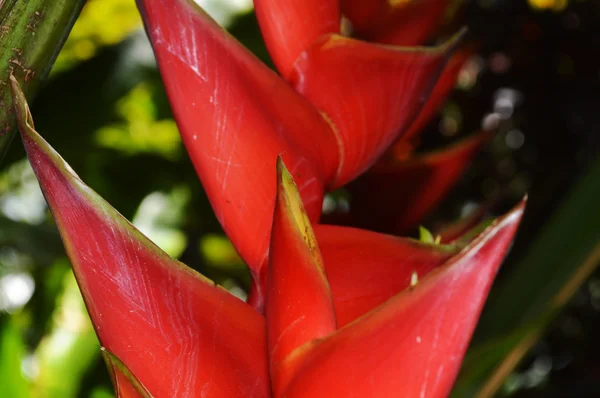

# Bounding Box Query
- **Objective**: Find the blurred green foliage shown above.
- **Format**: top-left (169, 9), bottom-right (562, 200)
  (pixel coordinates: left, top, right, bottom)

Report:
top-left (52, 0), bottom-right (141, 73)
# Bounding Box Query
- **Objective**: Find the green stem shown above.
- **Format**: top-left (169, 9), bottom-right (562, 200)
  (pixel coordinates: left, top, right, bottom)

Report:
top-left (0, 0), bottom-right (86, 160)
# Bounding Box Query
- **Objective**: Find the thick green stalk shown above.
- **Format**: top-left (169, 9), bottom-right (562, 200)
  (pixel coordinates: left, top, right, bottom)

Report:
top-left (0, 0), bottom-right (86, 160)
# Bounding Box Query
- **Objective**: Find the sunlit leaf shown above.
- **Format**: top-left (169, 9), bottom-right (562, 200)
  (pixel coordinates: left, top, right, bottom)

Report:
top-left (0, 318), bottom-right (28, 398)
top-left (32, 271), bottom-right (99, 398)
top-left (53, 0), bottom-right (142, 73)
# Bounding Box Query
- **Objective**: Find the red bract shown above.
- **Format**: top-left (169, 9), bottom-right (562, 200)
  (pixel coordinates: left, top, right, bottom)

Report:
top-left (315, 225), bottom-right (456, 327)
top-left (399, 46), bottom-right (476, 150)
top-left (279, 198), bottom-right (524, 397)
top-left (325, 45), bottom-right (480, 235)
top-left (137, 0), bottom-right (339, 295)
top-left (349, 131), bottom-right (491, 235)
top-left (12, 78), bottom-right (270, 398)
top-left (136, 0), bottom-right (464, 304)
top-left (340, 0), bottom-right (452, 46)
top-left (14, 73), bottom-right (525, 396)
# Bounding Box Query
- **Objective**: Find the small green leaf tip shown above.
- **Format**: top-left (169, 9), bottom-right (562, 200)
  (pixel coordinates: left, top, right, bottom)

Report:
top-left (419, 226), bottom-right (435, 243)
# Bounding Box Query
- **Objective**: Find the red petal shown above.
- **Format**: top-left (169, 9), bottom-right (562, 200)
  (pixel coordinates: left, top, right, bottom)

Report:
top-left (254, 0), bottom-right (340, 79)
top-left (267, 158), bottom-right (337, 395)
top-left (341, 0), bottom-right (451, 46)
top-left (350, 131), bottom-right (491, 234)
top-left (399, 46), bottom-right (474, 148)
top-left (315, 225), bottom-right (455, 326)
top-left (339, 0), bottom-right (386, 34)
top-left (290, 31), bottom-right (464, 189)
top-left (283, 201), bottom-right (526, 397)
top-left (102, 349), bottom-right (153, 398)
top-left (137, 0), bottom-right (339, 277)
top-left (11, 78), bottom-right (269, 398)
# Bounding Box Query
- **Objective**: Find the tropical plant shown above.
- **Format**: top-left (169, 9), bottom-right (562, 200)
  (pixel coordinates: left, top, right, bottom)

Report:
top-left (4, 0), bottom-right (534, 396)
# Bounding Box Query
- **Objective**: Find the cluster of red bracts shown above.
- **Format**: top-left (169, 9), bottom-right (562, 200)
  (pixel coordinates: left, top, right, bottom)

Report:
top-left (11, 0), bottom-right (526, 397)
top-left (137, 0), bottom-right (493, 308)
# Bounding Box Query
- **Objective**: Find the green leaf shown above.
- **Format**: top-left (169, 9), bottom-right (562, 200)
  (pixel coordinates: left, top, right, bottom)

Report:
top-left (0, 0), bottom-right (86, 160)
top-left (419, 225), bottom-right (436, 243)
top-left (453, 155), bottom-right (600, 396)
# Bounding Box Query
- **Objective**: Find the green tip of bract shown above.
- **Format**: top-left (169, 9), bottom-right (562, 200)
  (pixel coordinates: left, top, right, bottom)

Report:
top-left (10, 76), bottom-right (34, 131)
top-left (101, 348), bottom-right (154, 398)
top-left (276, 155), bottom-right (320, 256)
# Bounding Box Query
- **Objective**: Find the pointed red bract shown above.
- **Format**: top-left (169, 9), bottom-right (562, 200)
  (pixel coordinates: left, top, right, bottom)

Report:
top-left (136, 0), bottom-right (339, 280)
top-left (341, 0), bottom-right (451, 46)
top-left (350, 131), bottom-right (491, 234)
top-left (12, 78), bottom-right (269, 398)
top-left (290, 32), bottom-right (464, 188)
top-left (283, 201), bottom-right (526, 397)
top-left (254, 0), bottom-right (340, 79)
top-left (315, 224), bottom-right (455, 326)
top-left (399, 47), bottom-right (474, 149)
top-left (267, 158), bottom-right (337, 395)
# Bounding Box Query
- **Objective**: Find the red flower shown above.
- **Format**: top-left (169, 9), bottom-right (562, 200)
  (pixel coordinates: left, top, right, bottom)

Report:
top-left (13, 75), bottom-right (524, 397)
top-left (136, 0), bottom-right (466, 305)
top-left (10, 0), bottom-right (526, 395)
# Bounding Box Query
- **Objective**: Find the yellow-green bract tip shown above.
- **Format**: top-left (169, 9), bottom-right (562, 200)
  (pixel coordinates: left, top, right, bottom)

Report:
top-left (275, 155), bottom-right (324, 268)
top-left (101, 348), bottom-right (154, 398)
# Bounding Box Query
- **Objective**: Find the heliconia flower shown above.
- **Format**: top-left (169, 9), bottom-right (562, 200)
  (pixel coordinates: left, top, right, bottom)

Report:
top-left (264, 157), bottom-right (525, 397)
top-left (136, 0), bottom-right (463, 301)
top-left (339, 0), bottom-right (453, 46)
top-left (14, 76), bottom-right (525, 398)
top-left (348, 131), bottom-right (492, 235)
